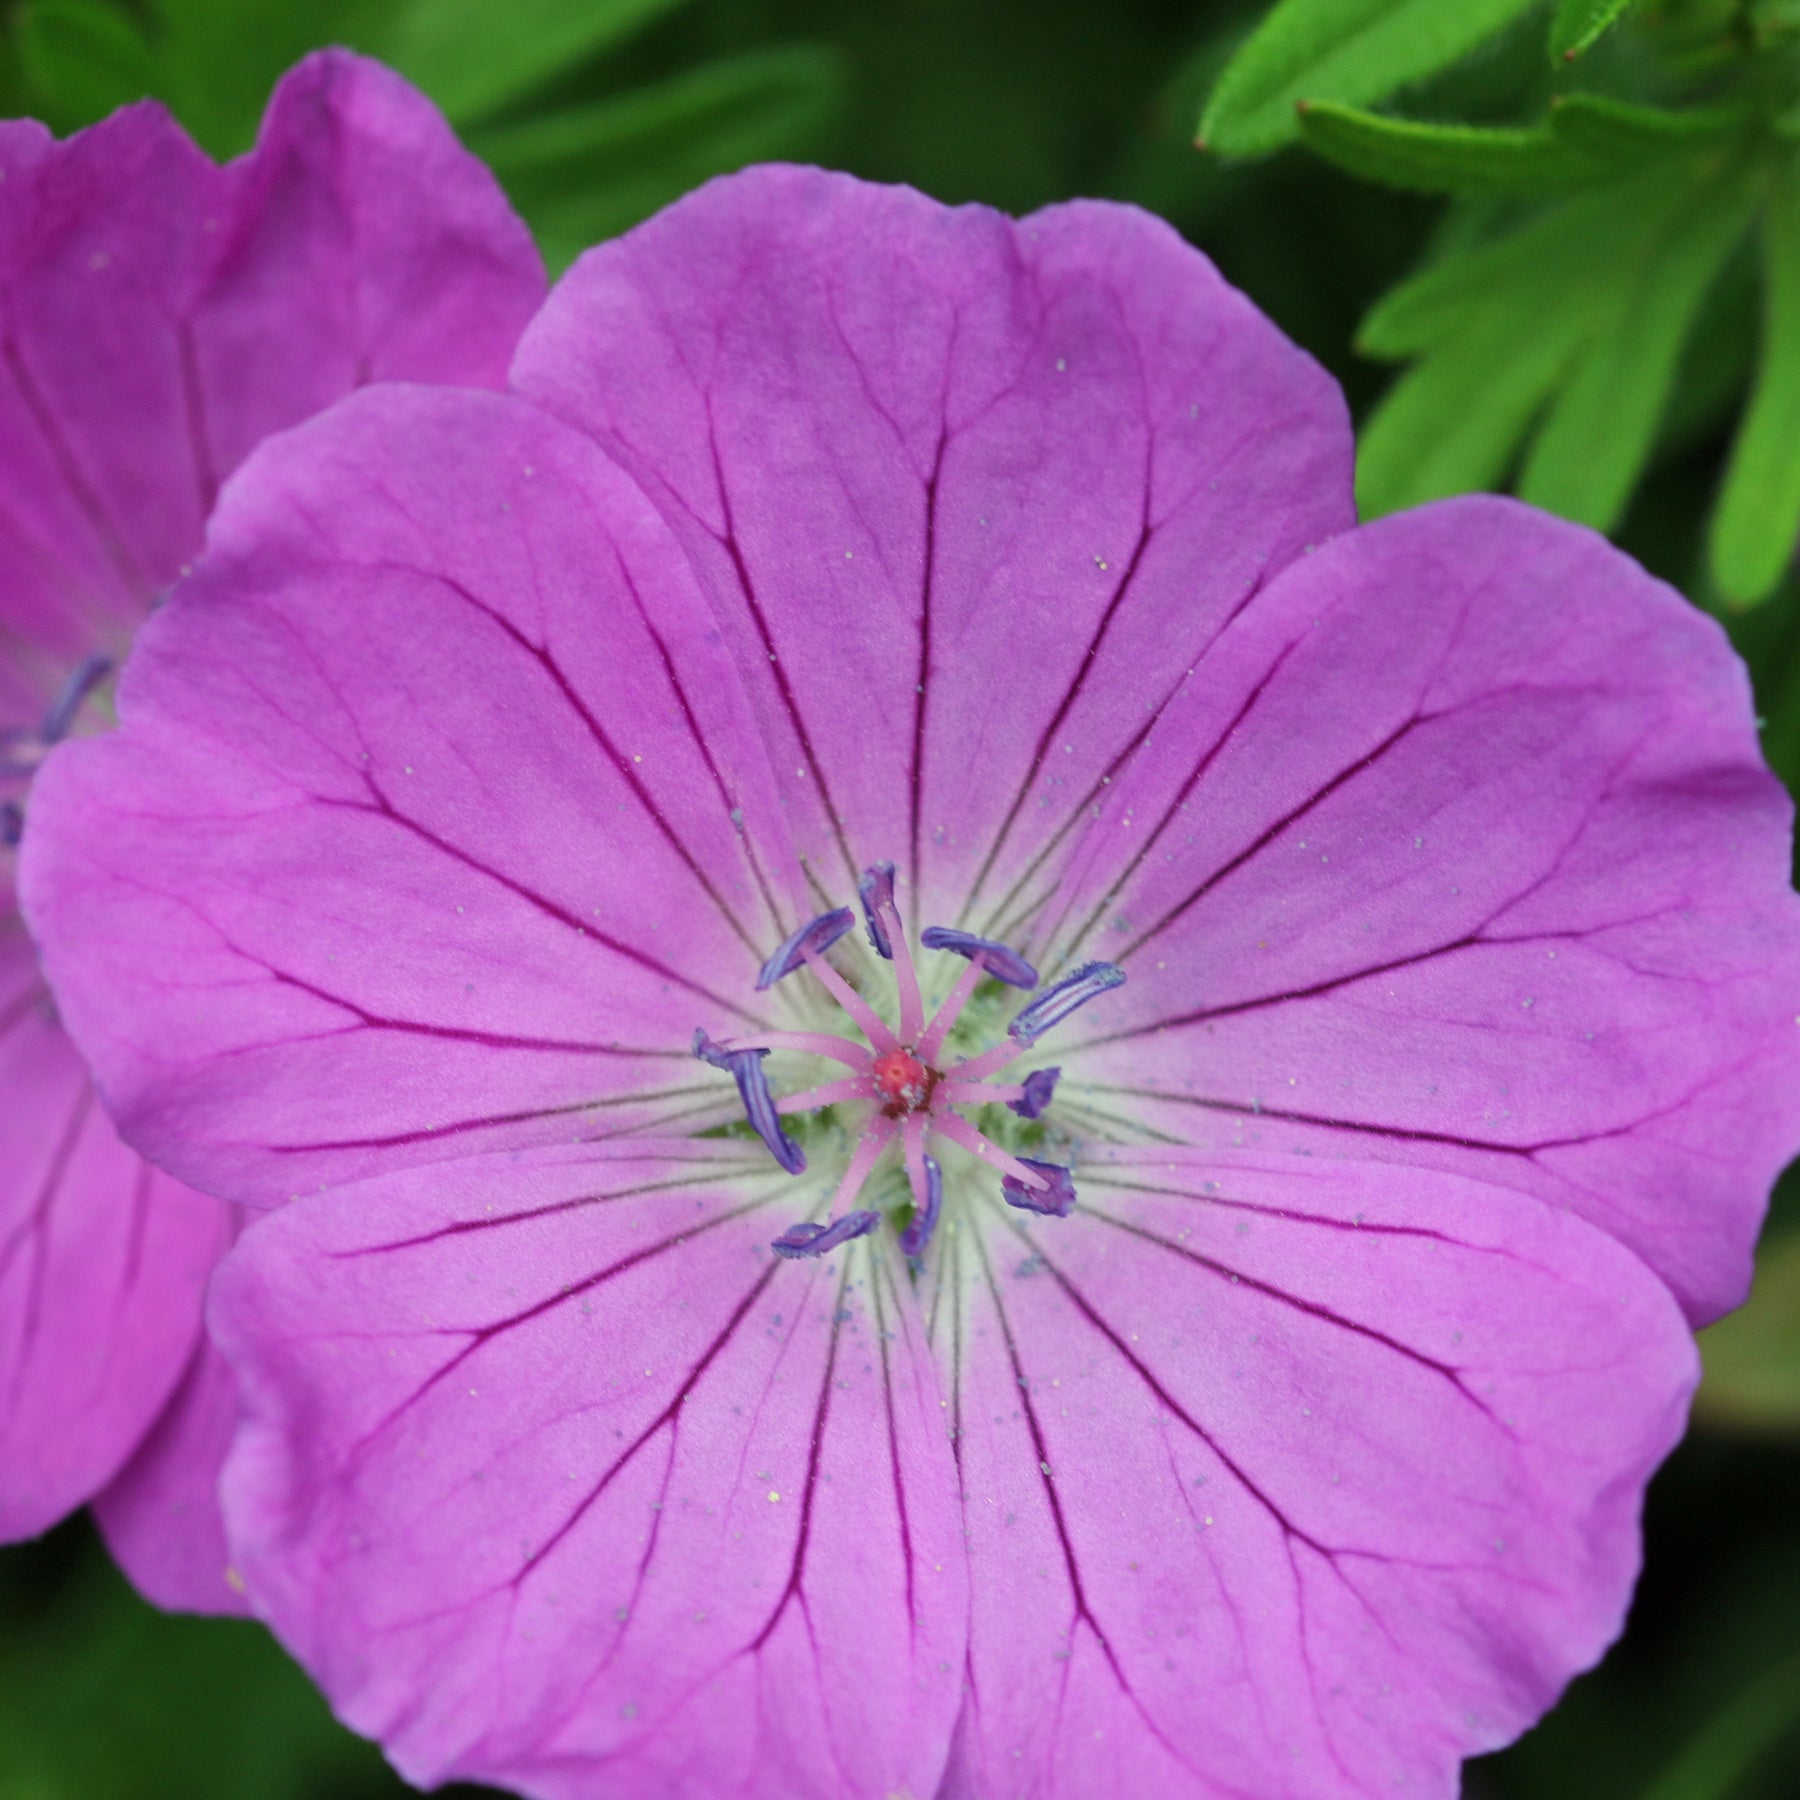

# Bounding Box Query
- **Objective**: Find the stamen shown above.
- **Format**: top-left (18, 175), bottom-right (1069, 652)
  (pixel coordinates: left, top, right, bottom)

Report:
top-left (1001, 1158), bottom-right (1077, 1217)
top-left (41, 653), bottom-right (112, 744)
top-left (723, 1029), bottom-right (868, 1072)
top-left (0, 802), bottom-right (20, 847)
top-left (800, 944), bottom-right (899, 1052)
top-left (756, 908), bottom-right (855, 989)
top-left (900, 1148), bottom-right (943, 1259)
top-left (860, 861), bottom-right (923, 1041)
top-left (771, 1210), bottom-right (880, 1259)
top-left (1008, 961), bottom-right (1125, 1046)
top-left (692, 1029), bottom-right (806, 1174)
top-left (776, 1076), bottom-right (874, 1113)
top-left (920, 926), bottom-right (1038, 989)
top-left (928, 1111), bottom-right (1048, 1190)
top-left (935, 1078), bottom-right (1020, 1105)
top-left (857, 861), bottom-right (896, 959)
top-left (1009, 1066), bottom-right (1061, 1119)
top-left (916, 954), bottom-right (985, 1062)
top-left (827, 1115), bottom-right (897, 1215)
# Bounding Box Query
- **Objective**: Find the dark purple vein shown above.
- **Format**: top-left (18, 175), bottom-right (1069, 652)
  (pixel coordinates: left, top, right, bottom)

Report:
top-left (703, 400), bottom-right (859, 888)
top-left (326, 777), bottom-right (761, 1023)
top-left (390, 558), bottom-right (766, 960)
top-left (909, 429), bottom-right (948, 901)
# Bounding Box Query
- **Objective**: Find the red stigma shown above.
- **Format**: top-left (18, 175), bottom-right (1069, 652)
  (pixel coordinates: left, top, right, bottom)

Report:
top-left (872, 1047), bottom-right (934, 1113)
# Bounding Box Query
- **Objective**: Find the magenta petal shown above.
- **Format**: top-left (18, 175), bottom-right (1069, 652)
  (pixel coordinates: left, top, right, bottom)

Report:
top-left (0, 929), bottom-right (233, 1541)
top-left (935, 1147), bottom-right (1695, 1797)
top-left (211, 1141), bottom-right (968, 1799)
top-left (1056, 499), bottom-right (1800, 1324)
top-left (513, 164), bottom-right (1352, 916)
top-left (95, 1328), bottom-right (250, 1616)
top-left (24, 385), bottom-right (797, 1204)
top-left (0, 51), bottom-right (541, 664)
top-left (198, 51), bottom-right (544, 478)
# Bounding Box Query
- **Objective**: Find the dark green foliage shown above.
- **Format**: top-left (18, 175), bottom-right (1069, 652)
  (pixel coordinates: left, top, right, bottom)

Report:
top-left (1210, 0), bottom-right (1800, 603)
top-left (470, 46), bottom-right (847, 274)
top-left (1713, 160), bottom-right (1800, 602)
top-left (1199, 0), bottom-right (1542, 155)
top-left (1550, 0), bottom-right (1640, 63)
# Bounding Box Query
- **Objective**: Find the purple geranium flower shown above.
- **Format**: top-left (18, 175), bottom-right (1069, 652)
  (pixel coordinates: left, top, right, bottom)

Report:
top-left (0, 51), bottom-right (543, 1604)
top-left (23, 167), bottom-right (1800, 1795)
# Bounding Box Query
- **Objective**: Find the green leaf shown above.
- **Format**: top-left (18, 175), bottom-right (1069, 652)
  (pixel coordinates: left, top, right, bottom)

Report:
top-left (129, 0), bottom-right (399, 156)
top-left (0, 1537), bottom-right (394, 1800)
top-left (1712, 161), bottom-right (1800, 605)
top-left (381, 0), bottom-right (688, 127)
top-left (1356, 303), bottom-right (1592, 516)
top-left (1296, 105), bottom-right (1594, 194)
top-left (1357, 159), bottom-right (1759, 524)
top-left (12, 0), bottom-right (155, 134)
top-left (1358, 179), bottom-right (1652, 359)
top-left (472, 47), bottom-right (846, 273)
top-left (1549, 0), bottom-right (1637, 62)
top-left (1200, 0), bottom-right (1540, 157)
top-left (1297, 93), bottom-right (1749, 196)
top-left (1547, 91), bottom-right (1750, 156)
top-left (1695, 1231), bottom-right (1800, 1434)
top-left (1519, 159), bottom-right (1758, 529)
top-left (1636, 1654), bottom-right (1800, 1800)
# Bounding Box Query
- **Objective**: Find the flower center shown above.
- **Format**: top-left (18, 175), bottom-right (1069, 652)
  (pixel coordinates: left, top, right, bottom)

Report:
top-left (693, 860), bottom-right (1124, 1262)
top-left (872, 1048), bottom-right (935, 1113)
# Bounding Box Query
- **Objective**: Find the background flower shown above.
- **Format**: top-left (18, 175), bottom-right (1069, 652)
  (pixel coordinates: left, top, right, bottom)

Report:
top-left (21, 166), bottom-right (1799, 1796)
top-left (0, 48), bottom-right (544, 1606)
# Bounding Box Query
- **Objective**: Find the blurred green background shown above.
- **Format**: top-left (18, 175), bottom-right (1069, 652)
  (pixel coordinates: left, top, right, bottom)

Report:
top-left (2, 1), bottom-right (1799, 1794)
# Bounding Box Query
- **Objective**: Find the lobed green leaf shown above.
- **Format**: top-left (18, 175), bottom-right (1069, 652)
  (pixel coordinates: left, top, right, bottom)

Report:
top-left (1358, 157), bottom-right (1760, 529)
top-left (1519, 159), bottom-right (1758, 529)
top-left (1199, 0), bottom-right (1540, 157)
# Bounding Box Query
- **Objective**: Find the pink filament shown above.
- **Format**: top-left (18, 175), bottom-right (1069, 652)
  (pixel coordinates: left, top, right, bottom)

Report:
top-left (801, 946), bottom-right (899, 1052)
top-left (725, 1029), bottom-right (869, 1070)
top-left (928, 1110), bottom-right (1046, 1188)
top-left (827, 1116), bottom-right (897, 1218)
top-left (777, 1076), bottom-right (874, 1113)
top-left (916, 953), bottom-right (985, 1061)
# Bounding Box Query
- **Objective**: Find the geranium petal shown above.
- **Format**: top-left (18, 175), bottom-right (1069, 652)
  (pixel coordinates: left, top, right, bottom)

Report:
top-left (1045, 500), bottom-right (1800, 1324)
top-left (94, 1328), bottom-right (250, 1616)
top-left (0, 928), bottom-right (232, 1540)
top-left (25, 385), bottom-right (798, 1204)
top-left (930, 1146), bottom-right (1694, 1798)
top-left (512, 163), bottom-right (1352, 920)
top-left (211, 1140), bottom-right (968, 1799)
top-left (0, 50), bottom-right (541, 663)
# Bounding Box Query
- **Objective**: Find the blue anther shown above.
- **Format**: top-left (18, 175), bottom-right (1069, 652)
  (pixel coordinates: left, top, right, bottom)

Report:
top-left (692, 1028), bottom-right (806, 1174)
top-left (1007, 961), bottom-right (1125, 1046)
top-left (756, 907), bottom-right (856, 990)
top-left (900, 1153), bottom-right (943, 1259)
top-left (41, 654), bottom-right (112, 745)
top-left (919, 926), bottom-right (1039, 989)
top-left (1001, 1159), bottom-right (1077, 1217)
top-left (1009, 1066), bottom-right (1061, 1120)
top-left (772, 1209), bottom-right (880, 1259)
top-left (0, 802), bottom-right (21, 848)
top-left (858, 861), bottom-right (897, 960)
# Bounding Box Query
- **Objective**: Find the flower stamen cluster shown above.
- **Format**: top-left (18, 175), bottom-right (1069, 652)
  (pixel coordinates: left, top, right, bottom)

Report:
top-left (694, 860), bottom-right (1122, 1260)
